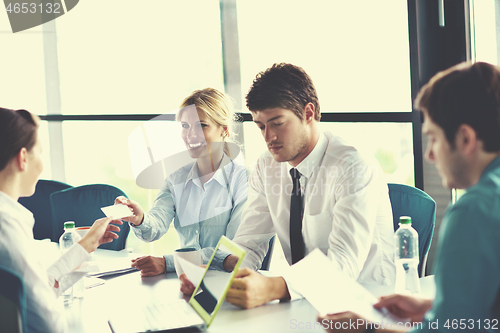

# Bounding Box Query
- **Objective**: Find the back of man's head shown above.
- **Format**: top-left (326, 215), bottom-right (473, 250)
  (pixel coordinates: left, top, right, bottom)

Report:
top-left (246, 63), bottom-right (321, 121)
top-left (415, 61), bottom-right (500, 152)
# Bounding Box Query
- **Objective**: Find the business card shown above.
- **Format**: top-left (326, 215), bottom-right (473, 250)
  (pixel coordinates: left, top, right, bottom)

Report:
top-left (101, 204), bottom-right (133, 219)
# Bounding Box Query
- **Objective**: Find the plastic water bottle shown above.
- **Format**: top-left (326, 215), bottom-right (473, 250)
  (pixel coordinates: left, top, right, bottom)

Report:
top-left (59, 221), bottom-right (81, 304)
top-left (394, 216), bottom-right (420, 294)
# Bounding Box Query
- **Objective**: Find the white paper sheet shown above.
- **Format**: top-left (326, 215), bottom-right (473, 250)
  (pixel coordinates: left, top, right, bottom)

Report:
top-left (286, 249), bottom-right (406, 326)
top-left (84, 276), bottom-right (105, 289)
top-left (101, 204), bottom-right (133, 219)
top-left (177, 256), bottom-right (205, 287)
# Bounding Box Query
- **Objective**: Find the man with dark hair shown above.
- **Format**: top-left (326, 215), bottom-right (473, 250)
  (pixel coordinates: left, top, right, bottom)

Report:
top-left (246, 63), bottom-right (321, 121)
top-left (319, 61), bottom-right (500, 332)
top-left (180, 63), bottom-right (396, 308)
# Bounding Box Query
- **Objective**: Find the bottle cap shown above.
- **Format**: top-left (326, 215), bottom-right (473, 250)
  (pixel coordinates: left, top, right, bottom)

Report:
top-left (399, 216), bottom-right (411, 224)
top-left (64, 221), bottom-right (76, 229)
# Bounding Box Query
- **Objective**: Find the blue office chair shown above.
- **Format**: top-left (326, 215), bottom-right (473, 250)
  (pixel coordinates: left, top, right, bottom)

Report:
top-left (388, 183), bottom-right (436, 277)
top-left (50, 184), bottom-right (131, 251)
top-left (0, 265), bottom-right (27, 333)
top-left (18, 179), bottom-right (73, 241)
top-left (260, 236), bottom-right (275, 271)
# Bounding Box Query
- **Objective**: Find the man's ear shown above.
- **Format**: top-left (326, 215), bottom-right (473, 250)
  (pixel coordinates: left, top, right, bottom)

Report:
top-left (455, 124), bottom-right (478, 155)
top-left (15, 148), bottom-right (28, 172)
top-left (303, 103), bottom-right (315, 124)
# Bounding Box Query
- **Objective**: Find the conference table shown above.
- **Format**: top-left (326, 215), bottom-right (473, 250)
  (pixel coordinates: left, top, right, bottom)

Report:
top-left (36, 242), bottom-right (435, 333)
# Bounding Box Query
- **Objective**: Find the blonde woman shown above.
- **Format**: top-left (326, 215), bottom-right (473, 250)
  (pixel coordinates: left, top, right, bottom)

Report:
top-left (116, 88), bottom-right (248, 276)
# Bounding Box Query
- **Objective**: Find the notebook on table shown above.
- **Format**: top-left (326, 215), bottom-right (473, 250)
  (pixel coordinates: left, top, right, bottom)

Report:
top-left (108, 236), bottom-right (246, 333)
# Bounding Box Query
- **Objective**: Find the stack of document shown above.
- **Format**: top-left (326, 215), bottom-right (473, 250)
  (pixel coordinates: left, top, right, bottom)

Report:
top-left (78, 258), bottom-right (137, 278)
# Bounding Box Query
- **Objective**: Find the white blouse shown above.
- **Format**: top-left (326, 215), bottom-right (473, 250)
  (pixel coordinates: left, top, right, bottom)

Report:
top-left (0, 190), bottom-right (89, 333)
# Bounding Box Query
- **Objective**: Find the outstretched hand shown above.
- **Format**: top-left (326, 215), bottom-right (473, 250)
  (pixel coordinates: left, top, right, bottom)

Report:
top-left (78, 217), bottom-right (123, 253)
top-left (114, 196), bottom-right (144, 226)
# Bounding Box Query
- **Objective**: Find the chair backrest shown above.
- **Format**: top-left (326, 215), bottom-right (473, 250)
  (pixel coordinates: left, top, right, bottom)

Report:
top-left (50, 184), bottom-right (130, 251)
top-left (18, 179), bottom-right (73, 240)
top-left (388, 183), bottom-right (436, 276)
top-left (260, 236), bottom-right (275, 271)
top-left (0, 266), bottom-right (26, 333)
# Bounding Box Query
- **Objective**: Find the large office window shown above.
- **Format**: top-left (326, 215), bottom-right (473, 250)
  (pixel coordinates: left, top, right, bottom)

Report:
top-left (237, 0), bottom-right (412, 113)
top-left (244, 122), bottom-right (414, 185)
top-left (471, 0), bottom-right (498, 65)
top-left (237, 0), bottom-right (415, 186)
top-left (54, 0), bottom-right (224, 116)
top-left (2, 0), bottom-right (419, 257)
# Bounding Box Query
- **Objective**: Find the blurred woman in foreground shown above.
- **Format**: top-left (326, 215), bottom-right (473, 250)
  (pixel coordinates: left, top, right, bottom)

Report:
top-left (0, 107), bottom-right (123, 333)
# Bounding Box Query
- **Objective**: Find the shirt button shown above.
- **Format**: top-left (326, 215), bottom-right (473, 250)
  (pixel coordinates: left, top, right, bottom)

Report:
top-left (196, 230), bottom-right (199, 234)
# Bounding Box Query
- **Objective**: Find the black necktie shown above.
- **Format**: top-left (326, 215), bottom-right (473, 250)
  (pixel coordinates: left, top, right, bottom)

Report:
top-left (290, 168), bottom-right (305, 264)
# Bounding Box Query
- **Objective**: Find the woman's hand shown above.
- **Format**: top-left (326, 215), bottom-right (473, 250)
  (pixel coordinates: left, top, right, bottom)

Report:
top-left (114, 196), bottom-right (144, 226)
top-left (78, 217), bottom-right (123, 253)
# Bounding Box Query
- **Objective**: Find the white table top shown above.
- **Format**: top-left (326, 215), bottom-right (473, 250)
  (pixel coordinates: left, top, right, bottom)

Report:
top-left (33, 242), bottom-right (434, 333)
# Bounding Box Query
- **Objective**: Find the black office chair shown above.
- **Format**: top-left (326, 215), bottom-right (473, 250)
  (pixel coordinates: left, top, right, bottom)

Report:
top-left (260, 236), bottom-right (275, 271)
top-left (0, 265), bottom-right (27, 333)
top-left (388, 183), bottom-right (436, 276)
top-left (18, 179), bottom-right (73, 240)
top-left (50, 184), bottom-right (131, 250)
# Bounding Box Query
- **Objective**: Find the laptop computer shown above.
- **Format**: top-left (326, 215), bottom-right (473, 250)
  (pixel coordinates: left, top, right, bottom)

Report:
top-left (108, 236), bottom-right (246, 333)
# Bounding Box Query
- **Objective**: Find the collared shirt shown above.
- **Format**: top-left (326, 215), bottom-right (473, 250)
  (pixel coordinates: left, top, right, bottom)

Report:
top-left (132, 155), bottom-right (248, 271)
top-left (0, 190), bottom-right (90, 333)
top-left (232, 132), bottom-right (395, 285)
top-left (413, 156), bottom-right (500, 332)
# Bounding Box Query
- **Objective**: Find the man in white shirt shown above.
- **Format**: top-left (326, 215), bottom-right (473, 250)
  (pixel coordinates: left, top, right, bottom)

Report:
top-left (182, 63), bottom-right (396, 308)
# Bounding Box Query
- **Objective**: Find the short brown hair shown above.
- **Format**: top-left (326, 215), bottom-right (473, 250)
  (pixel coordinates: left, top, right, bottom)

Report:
top-left (0, 108), bottom-right (39, 171)
top-left (415, 62), bottom-right (500, 151)
top-left (246, 63), bottom-right (321, 121)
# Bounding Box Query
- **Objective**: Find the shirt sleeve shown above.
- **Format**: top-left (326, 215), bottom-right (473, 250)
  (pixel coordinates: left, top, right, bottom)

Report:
top-left (0, 231), bottom-right (69, 333)
top-left (131, 180), bottom-right (176, 242)
top-left (47, 243), bottom-right (90, 296)
top-left (326, 157), bottom-right (385, 280)
top-left (412, 194), bottom-right (500, 332)
top-left (164, 254), bottom-right (175, 273)
top-left (223, 166), bottom-right (249, 239)
top-left (276, 271), bottom-right (304, 301)
top-left (229, 163), bottom-right (276, 270)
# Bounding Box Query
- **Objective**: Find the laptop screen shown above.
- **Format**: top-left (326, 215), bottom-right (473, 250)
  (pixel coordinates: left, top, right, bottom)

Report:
top-left (188, 236), bottom-right (246, 327)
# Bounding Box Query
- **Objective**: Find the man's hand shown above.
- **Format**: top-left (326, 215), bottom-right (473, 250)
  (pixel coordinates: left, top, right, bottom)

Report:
top-left (78, 217), bottom-right (123, 253)
top-left (374, 294), bottom-right (432, 323)
top-left (222, 254), bottom-right (239, 272)
top-left (131, 256), bottom-right (166, 277)
top-left (225, 268), bottom-right (289, 309)
top-left (179, 273), bottom-right (196, 295)
top-left (114, 196), bottom-right (144, 226)
top-left (317, 312), bottom-right (367, 333)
